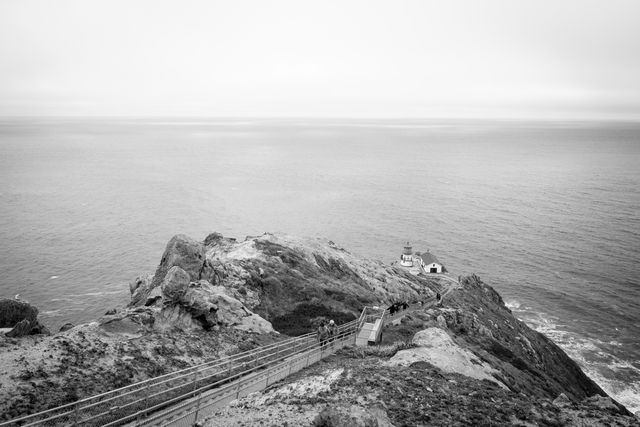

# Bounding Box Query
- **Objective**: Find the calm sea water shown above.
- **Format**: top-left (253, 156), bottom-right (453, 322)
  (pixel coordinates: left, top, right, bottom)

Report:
top-left (0, 117), bottom-right (639, 412)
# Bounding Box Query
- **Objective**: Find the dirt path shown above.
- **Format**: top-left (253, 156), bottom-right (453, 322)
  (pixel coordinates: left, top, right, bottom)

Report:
top-left (384, 274), bottom-right (459, 325)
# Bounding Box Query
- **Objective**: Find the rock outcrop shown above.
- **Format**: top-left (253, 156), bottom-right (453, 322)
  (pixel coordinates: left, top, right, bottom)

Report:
top-left (125, 236), bottom-right (276, 335)
top-left (200, 232), bottom-right (440, 336)
top-left (0, 298), bottom-right (50, 337)
top-left (154, 278), bottom-right (274, 334)
top-left (387, 327), bottom-right (508, 389)
top-left (0, 298), bottom-right (38, 326)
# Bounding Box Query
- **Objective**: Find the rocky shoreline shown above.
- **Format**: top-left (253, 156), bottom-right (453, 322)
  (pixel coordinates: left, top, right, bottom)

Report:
top-left (1, 232), bottom-right (638, 425)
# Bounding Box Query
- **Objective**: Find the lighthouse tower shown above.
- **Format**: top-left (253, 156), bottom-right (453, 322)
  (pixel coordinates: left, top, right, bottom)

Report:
top-left (400, 242), bottom-right (414, 267)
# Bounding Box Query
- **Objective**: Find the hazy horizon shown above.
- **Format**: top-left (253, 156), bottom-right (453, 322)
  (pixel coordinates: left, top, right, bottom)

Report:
top-left (2, 0), bottom-right (640, 120)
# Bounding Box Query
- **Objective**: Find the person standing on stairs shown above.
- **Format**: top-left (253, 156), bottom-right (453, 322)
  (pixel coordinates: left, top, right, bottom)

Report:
top-left (327, 320), bottom-right (338, 346)
top-left (317, 321), bottom-right (329, 349)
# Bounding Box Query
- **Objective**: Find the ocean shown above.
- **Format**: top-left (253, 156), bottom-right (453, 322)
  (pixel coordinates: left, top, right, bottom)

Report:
top-left (0, 117), bottom-right (638, 412)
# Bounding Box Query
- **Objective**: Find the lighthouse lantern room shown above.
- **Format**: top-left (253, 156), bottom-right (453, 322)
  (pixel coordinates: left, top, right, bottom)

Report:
top-left (400, 242), bottom-right (413, 267)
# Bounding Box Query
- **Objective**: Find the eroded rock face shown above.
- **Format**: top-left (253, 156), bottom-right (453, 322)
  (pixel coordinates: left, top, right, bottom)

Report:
top-left (124, 234), bottom-right (279, 335)
top-left (157, 279), bottom-right (275, 334)
top-left (151, 234), bottom-right (206, 289)
top-left (155, 304), bottom-right (202, 331)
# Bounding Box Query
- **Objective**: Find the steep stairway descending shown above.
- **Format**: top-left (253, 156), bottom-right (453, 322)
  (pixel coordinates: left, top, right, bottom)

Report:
top-left (0, 307), bottom-right (386, 427)
top-left (356, 308), bottom-right (386, 346)
top-left (126, 308), bottom-right (388, 427)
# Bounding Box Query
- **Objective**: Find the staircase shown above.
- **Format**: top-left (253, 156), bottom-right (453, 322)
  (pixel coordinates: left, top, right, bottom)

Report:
top-left (355, 307), bottom-right (386, 346)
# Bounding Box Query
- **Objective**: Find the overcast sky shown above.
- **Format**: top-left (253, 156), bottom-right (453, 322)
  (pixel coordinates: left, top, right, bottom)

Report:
top-left (1, 0), bottom-right (639, 119)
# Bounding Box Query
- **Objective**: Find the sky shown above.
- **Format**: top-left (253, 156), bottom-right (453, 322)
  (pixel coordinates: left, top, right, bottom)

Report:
top-left (1, 0), bottom-right (640, 119)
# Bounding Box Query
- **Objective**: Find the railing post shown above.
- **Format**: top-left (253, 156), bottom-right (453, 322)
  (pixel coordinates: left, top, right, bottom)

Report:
top-left (74, 402), bottom-right (79, 426)
top-left (144, 382), bottom-right (151, 415)
top-left (193, 393), bottom-right (202, 423)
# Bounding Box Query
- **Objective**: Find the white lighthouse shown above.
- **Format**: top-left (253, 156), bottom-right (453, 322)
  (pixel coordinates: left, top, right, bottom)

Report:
top-left (400, 242), bottom-right (414, 267)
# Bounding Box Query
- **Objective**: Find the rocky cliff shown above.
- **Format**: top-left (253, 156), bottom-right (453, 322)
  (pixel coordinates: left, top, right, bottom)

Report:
top-left (0, 232), bottom-right (637, 425)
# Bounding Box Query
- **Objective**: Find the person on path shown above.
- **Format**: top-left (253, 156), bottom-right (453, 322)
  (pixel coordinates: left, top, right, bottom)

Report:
top-left (436, 292), bottom-right (442, 306)
top-left (327, 320), bottom-right (338, 346)
top-left (317, 321), bottom-right (329, 349)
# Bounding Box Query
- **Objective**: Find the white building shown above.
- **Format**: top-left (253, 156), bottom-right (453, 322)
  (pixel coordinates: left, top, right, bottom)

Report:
top-left (418, 251), bottom-right (444, 273)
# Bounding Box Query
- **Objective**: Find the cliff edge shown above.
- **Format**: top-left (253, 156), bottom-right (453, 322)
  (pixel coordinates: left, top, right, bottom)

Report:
top-left (0, 232), bottom-right (637, 425)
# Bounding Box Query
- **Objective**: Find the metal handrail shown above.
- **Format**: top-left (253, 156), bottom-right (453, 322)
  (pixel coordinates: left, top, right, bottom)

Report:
top-left (0, 310), bottom-right (370, 427)
top-left (137, 326), bottom-right (361, 427)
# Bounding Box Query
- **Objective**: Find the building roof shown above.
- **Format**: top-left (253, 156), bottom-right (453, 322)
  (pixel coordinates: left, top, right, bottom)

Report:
top-left (419, 251), bottom-right (441, 265)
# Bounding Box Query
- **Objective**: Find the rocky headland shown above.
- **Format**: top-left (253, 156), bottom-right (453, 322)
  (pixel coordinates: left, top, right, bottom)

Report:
top-left (0, 232), bottom-right (637, 425)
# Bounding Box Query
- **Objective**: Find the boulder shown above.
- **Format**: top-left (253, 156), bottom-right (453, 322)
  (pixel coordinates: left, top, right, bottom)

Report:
top-left (204, 232), bottom-right (224, 247)
top-left (179, 281), bottom-right (243, 328)
top-left (553, 393), bottom-right (572, 408)
top-left (5, 319), bottom-right (32, 337)
top-left (151, 235), bottom-right (206, 289)
top-left (161, 266), bottom-right (191, 301)
top-left (129, 275), bottom-right (153, 306)
top-left (235, 313), bottom-right (276, 334)
top-left (0, 298), bottom-right (38, 327)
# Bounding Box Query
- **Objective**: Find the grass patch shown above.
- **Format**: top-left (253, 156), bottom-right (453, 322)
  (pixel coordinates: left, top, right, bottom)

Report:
top-left (271, 303), bottom-right (356, 336)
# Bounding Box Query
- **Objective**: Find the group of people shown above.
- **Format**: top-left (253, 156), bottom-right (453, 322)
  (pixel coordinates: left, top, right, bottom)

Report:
top-left (388, 291), bottom-right (444, 314)
top-left (388, 301), bottom-right (409, 316)
top-left (317, 319), bottom-right (338, 348)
